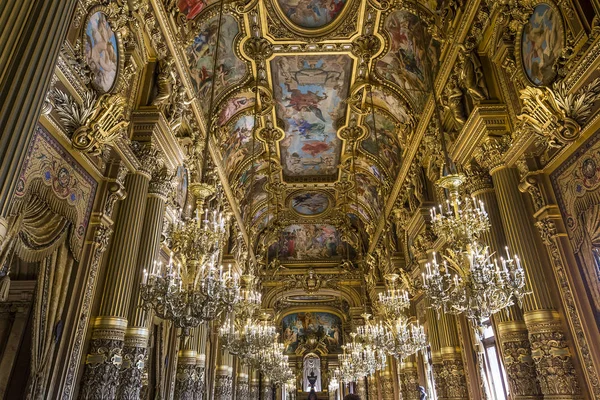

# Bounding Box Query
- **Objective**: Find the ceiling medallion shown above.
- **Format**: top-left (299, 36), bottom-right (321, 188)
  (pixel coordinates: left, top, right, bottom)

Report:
top-left (288, 190), bottom-right (331, 217)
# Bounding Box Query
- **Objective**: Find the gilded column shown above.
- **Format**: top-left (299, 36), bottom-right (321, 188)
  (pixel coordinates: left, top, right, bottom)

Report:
top-left (465, 163), bottom-right (542, 399)
top-left (475, 137), bottom-right (582, 398)
top-left (175, 328), bottom-right (200, 400)
top-left (355, 377), bottom-right (366, 400)
top-left (261, 376), bottom-right (272, 400)
top-left (380, 362), bottom-right (395, 400)
top-left (437, 313), bottom-right (468, 400)
top-left (399, 357), bottom-right (420, 400)
top-left (195, 324), bottom-right (208, 400)
top-left (80, 146), bottom-right (156, 399)
top-left (249, 371), bottom-right (260, 400)
top-left (0, 0), bottom-right (77, 242)
top-left (215, 353), bottom-right (234, 400)
top-left (118, 169), bottom-right (171, 399)
top-left (236, 369), bottom-right (249, 400)
top-left (367, 374), bottom-right (378, 400)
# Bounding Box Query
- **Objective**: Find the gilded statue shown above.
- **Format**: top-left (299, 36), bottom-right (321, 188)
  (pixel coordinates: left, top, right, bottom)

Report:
top-left (460, 50), bottom-right (489, 103)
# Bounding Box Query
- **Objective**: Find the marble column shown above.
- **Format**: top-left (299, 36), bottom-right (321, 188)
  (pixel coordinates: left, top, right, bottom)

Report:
top-left (0, 0), bottom-right (77, 242)
top-left (80, 166), bottom-right (152, 399)
top-left (476, 139), bottom-right (582, 398)
top-left (465, 163), bottom-right (542, 399)
top-left (118, 170), bottom-right (171, 399)
top-left (399, 357), bottom-right (420, 400)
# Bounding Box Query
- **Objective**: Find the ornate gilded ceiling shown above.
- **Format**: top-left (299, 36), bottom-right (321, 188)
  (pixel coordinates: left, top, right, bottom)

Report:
top-left (165, 0), bottom-right (449, 266)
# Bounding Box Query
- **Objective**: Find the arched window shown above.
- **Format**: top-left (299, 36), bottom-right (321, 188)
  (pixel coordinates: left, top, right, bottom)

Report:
top-left (303, 353), bottom-right (322, 392)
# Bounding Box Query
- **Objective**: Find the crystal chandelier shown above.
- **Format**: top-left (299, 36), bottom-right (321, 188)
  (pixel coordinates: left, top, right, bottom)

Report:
top-left (337, 333), bottom-right (386, 383)
top-left (377, 274), bottom-right (410, 322)
top-left (258, 342), bottom-right (295, 386)
top-left (219, 314), bottom-right (277, 362)
top-left (423, 245), bottom-right (528, 329)
top-left (422, 171), bottom-right (528, 331)
top-left (430, 174), bottom-right (489, 245)
top-left (141, 185), bottom-right (240, 335)
top-left (328, 371), bottom-right (339, 392)
top-left (389, 319), bottom-right (427, 361)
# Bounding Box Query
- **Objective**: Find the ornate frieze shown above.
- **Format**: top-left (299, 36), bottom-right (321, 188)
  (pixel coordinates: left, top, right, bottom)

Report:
top-left (79, 336), bottom-right (125, 400)
top-left (440, 358), bottom-right (468, 399)
top-left (174, 358), bottom-right (198, 400)
top-left (497, 322), bottom-right (542, 397)
top-left (215, 374), bottom-right (233, 400)
top-left (117, 345), bottom-right (147, 400)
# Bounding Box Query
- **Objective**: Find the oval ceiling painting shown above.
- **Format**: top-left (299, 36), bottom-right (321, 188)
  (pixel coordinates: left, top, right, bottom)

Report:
top-left (84, 11), bottom-right (119, 93)
top-left (521, 3), bottom-right (564, 86)
top-left (290, 191), bottom-right (330, 216)
top-left (277, 0), bottom-right (347, 29)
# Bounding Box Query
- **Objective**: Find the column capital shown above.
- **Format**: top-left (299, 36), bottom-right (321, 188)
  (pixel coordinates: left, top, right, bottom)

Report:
top-left (148, 167), bottom-right (174, 199)
top-left (474, 135), bottom-right (511, 173)
top-left (463, 161), bottom-right (493, 195)
top-left (131, 141), bottom-right (163, 178)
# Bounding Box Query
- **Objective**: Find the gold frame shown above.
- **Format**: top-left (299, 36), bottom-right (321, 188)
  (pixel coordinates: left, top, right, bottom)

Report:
top-left (81, 5), bottom-right (125, 94)
top-left (287, 189), bottom-right (334, 218)
top-left (514, 1), bottom-right (566, 88)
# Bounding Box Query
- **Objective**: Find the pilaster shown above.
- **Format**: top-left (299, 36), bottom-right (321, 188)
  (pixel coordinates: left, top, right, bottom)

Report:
top-left (475, 137), bottom-right (582, 398)
top-left (379, 369), bottom-right (394, 400)
top-left (438, 314), bottom-right (468, 400)
top-left (399, 358), bottom-right (420, 400)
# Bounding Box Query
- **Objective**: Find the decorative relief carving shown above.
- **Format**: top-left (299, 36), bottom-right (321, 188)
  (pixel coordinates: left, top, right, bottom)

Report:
top-left (440, 359), bottom-right (468, 398)
top-left (50, 88), bottom-right (129, 155)
top-left (498, 330), bottom-right (542, 396)
top-left (474, 135), bottom-right (511, 172)
top-left (399, 368), bottom-right (419, 400)
top-left (80, 338), bottom-right (124, 400)
top-left (215, 374), bottom-right (233, 400)
top-left (117, 346), bottom-right (147, 400)
top-left (528, 324), bottom-right (582, 396)
top-left (174, 361), bottom-right (198, 400)
top-left (518, 78), bottom-right (600, 148)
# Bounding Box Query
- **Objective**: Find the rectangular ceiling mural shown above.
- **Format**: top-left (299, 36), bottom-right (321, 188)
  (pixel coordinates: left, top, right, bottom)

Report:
top-left (271, 55), bottom-right (352, 181)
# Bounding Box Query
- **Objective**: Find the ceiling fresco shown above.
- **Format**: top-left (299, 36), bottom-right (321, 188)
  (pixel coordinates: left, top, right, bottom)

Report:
top-left (186, 14), bottom-right (246, 111)
top-left (268, 224), bottom-right (354, 262)
top-left (375, 10), bottom-right (440, 107)
top-left (271, 55), bottom-right (352, 180)
top-left (276, 0), bottom-right (348, 29)
top-left (290, 191), bottom-right (330, 216)
top-left (172, 0), bottom-right (445, 274)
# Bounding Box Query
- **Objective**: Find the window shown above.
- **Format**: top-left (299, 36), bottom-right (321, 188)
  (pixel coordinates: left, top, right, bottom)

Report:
top-left (481, 321), bottom-right (508, 400)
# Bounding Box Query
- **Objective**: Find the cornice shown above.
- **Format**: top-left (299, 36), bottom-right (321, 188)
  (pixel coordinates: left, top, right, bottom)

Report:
top-left (450, 102), bottom-right (510, 165)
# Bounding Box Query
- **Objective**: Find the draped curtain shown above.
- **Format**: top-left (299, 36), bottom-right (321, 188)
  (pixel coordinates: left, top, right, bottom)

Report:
top-left (1, 196), bottom-right (76, 399)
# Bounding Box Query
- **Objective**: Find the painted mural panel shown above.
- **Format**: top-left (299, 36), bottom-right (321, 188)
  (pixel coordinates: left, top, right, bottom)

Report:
top-left (282, 312), bottom-right (343, 354)
top-left (361, 113), bottom-right (402, 176)
top-left (221, 115), bottom-right (260, 179)
top-left (186, 15), bottom-right (246, 110)
top-left (521, 4), bottom-right (563, 86)
top-left (218, 93), bottom-right (255, 125)
top-left (271, 55), bottom-right (351, 179)
top-left (376, 10), bottom-right (439, 106)
top-left (268, 224), bottom-right (349, 261)
top-left (355, 171), bottom-right (382, 219)
top-left (85, 11), bottom-right (119, 93)
top-left (551, 131), bottom-right (600, 326)
top-left (277, 0), bottom-right (347, 29)
top-left (177, 0), bottom-right (216, 20)
top-left (15, 125), bottom-right (97, 259)
top-left (290, 191), bottom-right (329, 215)
top-left (174, 166), bottom-right (188, 209)
top-left (368, 90), bottom-right (411, 125)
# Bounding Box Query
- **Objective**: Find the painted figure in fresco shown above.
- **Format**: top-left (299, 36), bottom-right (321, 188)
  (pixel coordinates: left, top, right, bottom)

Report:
top-left (279, 0), bottom-right (346, 28)
top-left (521, 4), bottom-right (562, 86)
top-left (178, 0), bottom-right (207, 20)
top-left (283, 83), bottom-right (327, 121)
top-left (85, 12), bottom-right (118, 92)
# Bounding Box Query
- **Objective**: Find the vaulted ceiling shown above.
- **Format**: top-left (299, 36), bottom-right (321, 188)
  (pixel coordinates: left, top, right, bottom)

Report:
top-left (174, 0), bottom-right (445, 268)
